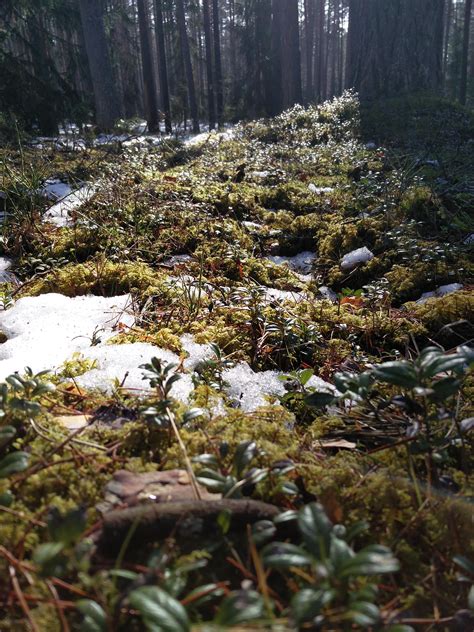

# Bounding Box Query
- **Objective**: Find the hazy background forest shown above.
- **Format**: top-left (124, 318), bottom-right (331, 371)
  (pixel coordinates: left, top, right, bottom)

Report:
top-left (0, 0), bottom-right (473, 135)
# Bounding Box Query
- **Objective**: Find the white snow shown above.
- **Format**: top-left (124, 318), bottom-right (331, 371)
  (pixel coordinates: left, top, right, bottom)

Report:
top-left (162, 254), bottom-right (192, 267)
top-left (416, 283), bottom-right (464, 304)
top-left (76, 343), bottom-right (195, 400)
top-left (0, 257), bottom-right (17, 284)
top-left (0, 294), bottom-right (135, 381)
top-left (42, 178), bottom-right (72, 201)
top-left (318, 286), bottom-right (338, 302)
top-left (0, 289), bottom-right (337, 412)
top-left (222, 362), bottom-right (334, 413)
top-left (44, 185), bottom-right (96, 227)
top-left (264, 287), bottom-right (305, 303)
top-left (242, 221), bottom-right (263, 231)
top-left (267, 251), bottom-right (316, 275)
top-left (308, 183), bottom-right (334, 195)
top-left (340, 247), bottom-right (374, 270)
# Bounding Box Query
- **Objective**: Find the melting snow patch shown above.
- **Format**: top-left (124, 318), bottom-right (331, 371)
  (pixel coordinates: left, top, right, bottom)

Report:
top-left (0, 294), bottom-right (134, 381)
top-left (44, 185), bottom-right (96, 227)
top-left (264, 287), bottom-right (305, 303)
top-left (76, 344), bottom-right (195, 400)
top-left (318, 286), bottom-right (338, 302)
top-left (267, 251), bottom-right (316, 275)
top-left (0, 258), bottom-right (18, 284)
top-left (41, 178), bottom-right (72, 200)
top-left (308, 183), bottom-right (334, 195)
top-left (464, 234), bottom-right (474, 245)
top-left (416, 283), bottom-right (464, 304)
top-left (222, 362), bottom-right (334, 413)
top-left (340, 247), bottom-right (374, 270)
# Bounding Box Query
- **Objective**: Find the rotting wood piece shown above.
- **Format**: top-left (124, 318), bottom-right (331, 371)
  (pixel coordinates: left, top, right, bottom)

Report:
top-left (98, 499), bottom-right (280, 555)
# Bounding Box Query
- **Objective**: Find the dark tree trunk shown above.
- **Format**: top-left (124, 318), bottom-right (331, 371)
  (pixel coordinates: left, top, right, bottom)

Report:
top-left (460, 0), bottom-right (473, 104)
top-left (78, 0), bottom-right (121, 130)
top-left (347, 0), bottom-right (446, 100)
top-left (212, 0), bottom-right (224, 126)
top-left (175, 0), bottom-right (200, 133)
top-left (202, 0), bottom-right (216, 130)
top-left (137, 0), bottom-right (159, 132)
top-left (270, 0), bottom-right (302, 114)
top-left (154, 0), bottom-right (172, 133)
top-left (304, 0), bottom-right (315, 102)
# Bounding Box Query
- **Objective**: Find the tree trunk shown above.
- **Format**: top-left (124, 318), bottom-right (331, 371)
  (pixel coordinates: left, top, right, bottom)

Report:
top-left (347, 0), bottom-right (446, 100)
top-left (270, 0), bottom-right (302, 114)
top-left (460, 0), bottom-right (473, 104)
top-left (137, 0), bottom-right (159, 132)
top-left (304, 0), bottom-right (315, 102)
top-left (175, 0), bottom-right (200, 133)
top-left (154, 0), bottom-right (172, 133)
top-left (212, 0), bottom-right (224, 126)
top-left (78, 0), bottom-right (121, 130)
top-left (202, 0), bottom-right (216, 130)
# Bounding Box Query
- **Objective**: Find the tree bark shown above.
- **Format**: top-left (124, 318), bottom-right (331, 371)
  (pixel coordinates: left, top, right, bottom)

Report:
top-left (154, 0), bottom-right (172, 133)
top-left (304, 0), bottom-right (315, 102)
top-left (202, 0), bottom-right (216, 130)
top-left (212, 0), bottom-right (224, 126)
top-left (347, 0), bottom-right (446, 100)
top-left (78, 0), bottom-right (121, 130)
top-left (137, 0), bottom-right (159, 132)
top-left (460, 0), bottom-right (473, 104)
top-left (175, 0), bottom-right (200, 133)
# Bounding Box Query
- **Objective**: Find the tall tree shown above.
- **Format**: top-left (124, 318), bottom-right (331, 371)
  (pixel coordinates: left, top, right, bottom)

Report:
top-left (78, 0), bottom-right (121, 130)
top-left (212, 0), bottom-right (224, 125)
top-left (154, 0), bottom-right (172, 133)
top-left (347, 0), bottom-right (445, 99)
top-left (202, 0), bottom-right (216, 130)
top-left (270, 0), bottom-right (302, 114)
top-left (304, 0), bottom-right (315, 102)
top-left (175, 0), bottom-right (200, 133)
top-left (137, 0), bottom-right (159, 132)
top-left (460, 0), bottom-right (473, 104)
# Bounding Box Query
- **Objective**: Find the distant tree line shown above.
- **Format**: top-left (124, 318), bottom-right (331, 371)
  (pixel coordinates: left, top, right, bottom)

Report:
top-left (0, 0), bottom-right (472, 133)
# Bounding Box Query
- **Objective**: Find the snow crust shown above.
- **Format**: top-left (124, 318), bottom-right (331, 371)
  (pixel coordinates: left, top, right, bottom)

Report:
top-left (267, 251), bottom-right (316, 275)
top-left (0, 257), bottom-right (17, 284)
top-left (308, 183), bottom-right (334, 195)
top-left (0, 294), bottom-right (134, 381)
top-left (340, 247), bottom-right (374, 270)
top-left (416, 283), bottom-right (464, 304)
top-left (222, 362), bottom-right (334, 413)
top-left (44, 185), bottom-right (95, 227)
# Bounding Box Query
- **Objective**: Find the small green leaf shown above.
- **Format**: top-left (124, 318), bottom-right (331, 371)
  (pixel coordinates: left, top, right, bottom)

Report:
top-left (297, 503), bottom-right (333, 558)
top-left (262, 542), bottom-right (313, 568)
top-left (373, 361), bottom-right (418, 388)
top-left (129, 586), bottom-right (190, 632)
top-left (0, 451), bottom-right (29, 478)
top-left (215, 589), bottom-right (265, 626)
top-left (76, 599), bottom-right (107, 632)
top-left (305, 391), bottom-right (336, 408)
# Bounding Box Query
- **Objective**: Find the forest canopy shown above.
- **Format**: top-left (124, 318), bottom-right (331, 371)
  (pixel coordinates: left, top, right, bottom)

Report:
top-left (0, 0), bottom-right (473, 133)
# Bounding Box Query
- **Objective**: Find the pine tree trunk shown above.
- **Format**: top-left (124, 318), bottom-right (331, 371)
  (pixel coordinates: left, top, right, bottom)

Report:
top-left (202, 0), bottom-right (216, 130)
top-left (460, 0), bottom-right (473, 104)
top-left (304, 0), bottom-right (315, 102)
top-left (78, 0), bottom-right (121, 130)
top-left (347, 0), bottom-right (446, 100)
top-left (137, 0), bottom-right (159, 132)
top-left (154, 0), bottom-right (172, 133)
top-left (175, 0), bottom-right (200, 133)
top-left (212, 0), bottom-right (224, 126)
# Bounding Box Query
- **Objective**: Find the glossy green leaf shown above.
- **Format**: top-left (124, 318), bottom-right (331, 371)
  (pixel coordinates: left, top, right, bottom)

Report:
top-left (215, 589), bottom-right (265, 626)
top-left (0, 451), bottom-right (29, 478)
top-left (128, 586), bottom-right (190, 632)
top-left (76, 600), bottom-right (107, 632)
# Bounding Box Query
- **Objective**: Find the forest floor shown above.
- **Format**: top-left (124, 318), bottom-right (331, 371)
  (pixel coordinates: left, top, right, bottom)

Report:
top-left (0, 93), bottom-right (473, 631)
